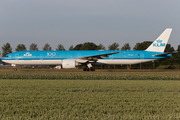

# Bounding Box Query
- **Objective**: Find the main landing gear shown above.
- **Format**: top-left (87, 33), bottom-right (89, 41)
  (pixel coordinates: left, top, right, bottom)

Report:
top-left (83, 67), bottom-right (95, 71)
top-left (83, 63), bottom-right (95, 71)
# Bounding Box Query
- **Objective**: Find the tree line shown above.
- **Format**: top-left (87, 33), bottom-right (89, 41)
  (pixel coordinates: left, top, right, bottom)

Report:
top-left (1, 42), bottom-right (131, 57)
top-left (1, 41), bottom-right (180, 69)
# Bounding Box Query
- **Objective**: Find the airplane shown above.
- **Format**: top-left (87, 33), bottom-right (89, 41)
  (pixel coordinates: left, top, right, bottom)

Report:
top-left (2, 28), bottom-right (173, 71)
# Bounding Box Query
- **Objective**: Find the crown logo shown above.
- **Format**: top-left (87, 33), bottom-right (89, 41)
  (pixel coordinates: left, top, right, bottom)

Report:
top-left (156, 39), bottom-right (162, 43)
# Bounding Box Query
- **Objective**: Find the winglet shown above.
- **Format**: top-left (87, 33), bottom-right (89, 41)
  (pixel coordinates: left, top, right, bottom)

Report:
top-left (146, 28), bottom-right (172, 52)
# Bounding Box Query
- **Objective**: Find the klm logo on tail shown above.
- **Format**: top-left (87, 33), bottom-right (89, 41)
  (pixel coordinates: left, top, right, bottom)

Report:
top-left (153, 39), bottom-right (166, 47)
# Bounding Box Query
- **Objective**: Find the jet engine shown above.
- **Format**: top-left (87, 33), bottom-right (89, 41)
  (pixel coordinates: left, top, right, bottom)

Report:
top-left (62, 60), bottom-right (78, 69)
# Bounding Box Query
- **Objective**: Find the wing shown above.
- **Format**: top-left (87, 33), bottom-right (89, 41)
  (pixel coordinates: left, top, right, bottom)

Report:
top-left (76, 52), bottom-right (119, 63)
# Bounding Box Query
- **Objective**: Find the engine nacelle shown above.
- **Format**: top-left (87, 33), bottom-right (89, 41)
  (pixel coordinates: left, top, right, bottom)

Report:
top-left (62, 60), bottom-right (78, 69)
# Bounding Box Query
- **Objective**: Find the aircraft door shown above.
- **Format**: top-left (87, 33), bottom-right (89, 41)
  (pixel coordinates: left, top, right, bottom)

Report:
top-left (40, 54), bottom-right (44, 60)
top-left (109, 55), bottom-right (113, 59)
top-left (78, 54), bottom-right (81, 58)
top-left (141, 54), bottom-right (144, 59)
top-left (15, 54), bottom-right (19, 60)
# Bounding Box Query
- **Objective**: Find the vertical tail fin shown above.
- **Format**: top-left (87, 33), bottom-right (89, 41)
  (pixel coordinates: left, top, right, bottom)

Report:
top-left (145, 28), bottom-right (172, 52)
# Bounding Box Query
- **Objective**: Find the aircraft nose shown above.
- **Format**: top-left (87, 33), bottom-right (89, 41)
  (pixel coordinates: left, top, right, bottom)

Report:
top-left (1, 57), bottom-right (5, 61)
top-left (1, 57), bottom-right (8, 61)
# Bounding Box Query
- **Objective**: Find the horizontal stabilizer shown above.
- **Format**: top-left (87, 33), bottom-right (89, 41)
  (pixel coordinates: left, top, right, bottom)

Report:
top-left (153, 51), bottom-right (177, 57)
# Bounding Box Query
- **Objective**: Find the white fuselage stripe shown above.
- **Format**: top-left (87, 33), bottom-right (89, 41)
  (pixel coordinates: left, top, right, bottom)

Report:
top-left (3, 59), bottom-right (156, 65)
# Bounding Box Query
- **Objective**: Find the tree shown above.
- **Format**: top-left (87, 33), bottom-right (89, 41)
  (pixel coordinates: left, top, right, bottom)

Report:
top-left (73, 42), bottom-right (99, 50)
top-left (69, 45), bottom-right (74, 50)
top-left (175, 45), bottom-right (180, 64)
top-left (133, 41), bottom-right (152, 50)
top-left (177, 45), bottom-right (180, 52)
top-left (97, 44), bottom-right (106, 50)
top-left (108, 42), bottom-right (119, 50)
top-left (161, 43), bottom-right (175, 66)
top-left (73, 44), bottom-right (83, 50)
top-left (29, 43), bottom-right (38, 51)
top-left (56, 44), bottom-right (65, 50)
top-left (81, 42), bottom-right (98, 50)
top-left (15, 44), bottom-right (26, 51)
top-left (121, 43), bottom-right (131, 50)
top-left (43, 43), bottom-right (51, 50)
top-left (2, 43), bottom-right (12, 57)
top-left (164, 44), bottom-right (174, 52)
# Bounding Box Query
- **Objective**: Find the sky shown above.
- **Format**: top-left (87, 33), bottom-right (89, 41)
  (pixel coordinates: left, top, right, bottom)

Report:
top-left (0, 0), bottom-right (180, 51)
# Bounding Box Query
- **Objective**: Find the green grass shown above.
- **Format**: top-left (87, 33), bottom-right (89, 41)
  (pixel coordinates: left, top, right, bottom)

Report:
top-left (0, 80), bottom-right (180, 119)
top-left (1, 73), bottom-right (180, 80)
top-left (1, 69), bottom-right (180, 75)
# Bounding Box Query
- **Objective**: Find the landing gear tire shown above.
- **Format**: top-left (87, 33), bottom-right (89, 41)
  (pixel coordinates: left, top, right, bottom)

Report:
top-left (83, 67), bottom-right (95, 71)
top-left (83, 68), bottom-right (86, 71)
top-left (83, 68), bottom-right (91, 71)
top-left (90, 67), bottom-right (95, 71)
top-left (83, 68), bottom-right (89, 71)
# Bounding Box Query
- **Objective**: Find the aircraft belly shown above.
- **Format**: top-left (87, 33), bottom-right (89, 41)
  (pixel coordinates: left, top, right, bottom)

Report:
top-left (95, 59), bottom-right (155, 65)
top-left (4, 59), bottom-right (155, 66)
top-left (3, 60), bottom-right (62, 65)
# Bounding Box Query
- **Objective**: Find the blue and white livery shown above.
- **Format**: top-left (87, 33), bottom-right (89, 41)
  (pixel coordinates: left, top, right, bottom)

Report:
top-left (2, 28), bottom-right (173, 71)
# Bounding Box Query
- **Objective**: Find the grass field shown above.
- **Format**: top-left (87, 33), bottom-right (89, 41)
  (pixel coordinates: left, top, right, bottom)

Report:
top-left (1, 69), bottom-right (180, 119)
top-left (0, 79), bottom-right (180, 119)
top-left (1, 68), bottom-right (180, 75)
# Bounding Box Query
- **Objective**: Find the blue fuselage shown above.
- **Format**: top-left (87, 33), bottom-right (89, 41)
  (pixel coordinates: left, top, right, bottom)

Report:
top-left (2, 50), bottom-right (171, 60)
top-left (2, 50), bottom-right (171, 65)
